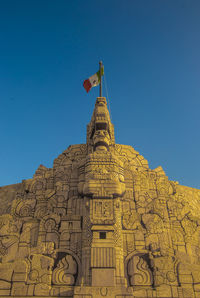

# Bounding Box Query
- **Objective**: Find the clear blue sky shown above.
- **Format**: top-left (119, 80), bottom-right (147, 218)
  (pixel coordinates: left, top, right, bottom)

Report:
top-left (0, 0), bottom-right (199, 188)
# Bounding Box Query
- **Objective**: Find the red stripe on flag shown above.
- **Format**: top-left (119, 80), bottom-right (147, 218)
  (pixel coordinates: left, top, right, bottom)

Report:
top-left (83, 79), bottom-right (92, 93)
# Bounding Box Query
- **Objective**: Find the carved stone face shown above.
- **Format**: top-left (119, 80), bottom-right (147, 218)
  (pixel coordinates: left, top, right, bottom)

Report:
top-left (93, 129), bottom-right (111, 150)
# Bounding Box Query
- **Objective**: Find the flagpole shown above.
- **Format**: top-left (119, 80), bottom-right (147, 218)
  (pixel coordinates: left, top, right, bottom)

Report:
top-left (99, 61), bottom-right (103, 97)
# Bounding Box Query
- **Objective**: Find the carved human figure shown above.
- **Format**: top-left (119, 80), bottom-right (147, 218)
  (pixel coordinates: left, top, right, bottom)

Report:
top-left (123, 210), bottom-right (142, 230)
top-left (150, 255), bottom-right (177, 286)
top-left (28, 254), bottom-right (54, 285)
top-left (93, 129), bottom-right (111, 151)
top-left (0, 215), bottom-right (21, 263)
top-left (27, 242), bottom-right (56, 286)
top-left (142, 213), bottom-right (172, 257)
top-left (87, 97), bottom-right (113, 151)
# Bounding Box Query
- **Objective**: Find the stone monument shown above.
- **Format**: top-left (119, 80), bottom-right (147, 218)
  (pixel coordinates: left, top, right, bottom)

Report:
top-left (0, 97), bottom-right (200, 298)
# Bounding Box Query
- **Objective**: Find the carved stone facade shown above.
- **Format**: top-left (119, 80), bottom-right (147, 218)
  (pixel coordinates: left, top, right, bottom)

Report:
top-left (0, 97), bottom-right (200, 297)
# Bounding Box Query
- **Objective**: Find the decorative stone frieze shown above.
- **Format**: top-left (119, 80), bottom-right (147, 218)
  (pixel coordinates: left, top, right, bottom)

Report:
top-left (0, 97), bottom-right (199, 297)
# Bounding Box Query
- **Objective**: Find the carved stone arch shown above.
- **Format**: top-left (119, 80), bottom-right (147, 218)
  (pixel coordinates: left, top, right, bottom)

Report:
top-left (52, 248), bottom-right (81, 286)
top-left (11, 198), bottom-right (36, 218)
top-left (125, 250), bottom-right (153, 287)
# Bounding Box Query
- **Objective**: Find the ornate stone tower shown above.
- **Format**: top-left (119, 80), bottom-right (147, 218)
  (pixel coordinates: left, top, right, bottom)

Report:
top-left (0, 97), bottom-right (200, 298)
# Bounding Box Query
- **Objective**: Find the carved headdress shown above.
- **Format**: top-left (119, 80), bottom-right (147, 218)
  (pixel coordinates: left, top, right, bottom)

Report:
top-left (86, 97), bottom-right (115, 151)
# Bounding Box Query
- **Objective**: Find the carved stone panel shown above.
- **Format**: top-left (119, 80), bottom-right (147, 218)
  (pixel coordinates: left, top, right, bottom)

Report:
top-left (52, 253), bottom-right (78, 285)
top-left (90, 199), bottom-right (114, 224)
top-left (127, 254), bottom-right (153, 286)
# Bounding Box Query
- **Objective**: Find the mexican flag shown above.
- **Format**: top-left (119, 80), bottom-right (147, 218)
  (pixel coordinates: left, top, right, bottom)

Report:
top-left (83, 66), bottom-right (104, 93)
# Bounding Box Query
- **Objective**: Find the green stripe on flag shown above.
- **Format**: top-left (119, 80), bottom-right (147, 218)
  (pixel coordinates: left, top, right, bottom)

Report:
top-left (96, 66), bottom-right (104, 81)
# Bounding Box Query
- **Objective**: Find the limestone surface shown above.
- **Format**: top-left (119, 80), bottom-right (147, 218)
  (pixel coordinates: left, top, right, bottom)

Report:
top-left (0, 97), bottom-right (200, 298)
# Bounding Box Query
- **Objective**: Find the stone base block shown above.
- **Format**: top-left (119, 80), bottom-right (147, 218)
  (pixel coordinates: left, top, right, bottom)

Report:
top-left (74, 285), bottom-right (134, 298)
top-left (92, 268), bottom-right (115, 286)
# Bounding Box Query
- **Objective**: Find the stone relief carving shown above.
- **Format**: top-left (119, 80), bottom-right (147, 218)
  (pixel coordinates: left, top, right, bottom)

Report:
top-left (127, 254), bottom-right (153, 286)
top-left (90, 199), bottom-right (114, 224)
top-left (11, 197), bottom-right (36, 218)
top-left (122, 209), bottom-right (142, 230)
top-left (52, 253), bottom-right (77, 285)
top-left (0, 97), bottom-right (199, 297)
